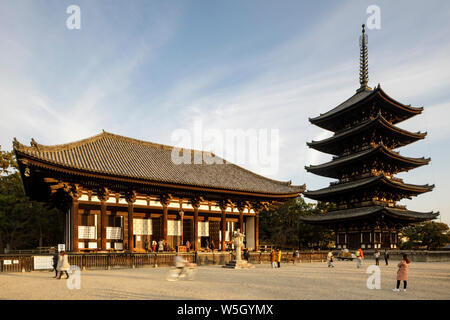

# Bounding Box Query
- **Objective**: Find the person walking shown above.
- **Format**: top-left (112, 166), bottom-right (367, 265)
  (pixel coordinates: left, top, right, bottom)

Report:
top-left (393, 254), bottom-right (410, 292)
top-left (355, 249), bottom-right (362, 268)
top-left (52, 251), bottom-right (59, 278)
top-left (56, 251), bottom-right (70, 279)
top-left (186, 240), bottom-right (191, 252)
top-left (374, 249), bottom-right (380, 266)
top-left (384, 249), bottom-right (390, 266)
top-left (158, 239), bottom-right (164, 252)
top-left (270, 249), bottom-right (277, 268)
top-left (152, 240), bottom-right (157, 252)
top-left (327, 250), bottom-right (335, 268)
top-left (277, 249), bottom-right (282, 268)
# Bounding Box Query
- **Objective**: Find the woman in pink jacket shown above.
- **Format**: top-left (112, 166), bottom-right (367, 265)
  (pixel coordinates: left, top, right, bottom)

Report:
top-left (393, 254), bottom-right (410, 292)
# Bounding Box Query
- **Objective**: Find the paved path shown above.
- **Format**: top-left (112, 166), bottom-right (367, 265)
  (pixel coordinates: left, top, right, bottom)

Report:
top-left (1, 261), bottom-right (449, 300)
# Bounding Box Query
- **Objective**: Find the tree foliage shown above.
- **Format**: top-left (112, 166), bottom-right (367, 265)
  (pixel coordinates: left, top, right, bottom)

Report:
top-left (0, 147), bottom-right (64, 252)
top-left (259, 197), bottom-right (335, 249)
top-left (400, 221), bottom-right (450, 250)
top-left (0, 145), bottom-right (17, 175)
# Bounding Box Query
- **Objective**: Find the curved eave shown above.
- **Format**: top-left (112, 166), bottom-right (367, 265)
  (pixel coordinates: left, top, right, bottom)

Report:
top-left (305, 145), bottom-right (430, 178)
top-left (300, 206), bottom-right (439, 224)
top-left (377, 87), bottom-right (424, 115)
top-left (309, 88), bottom-right (375, 125)
top-left (307, 114), bottom-right (427, 155)
top-left (304, 175), bottom-right (433, 201)
top-left (309, 85), bottom-right (423, 130)
top-left (15, 150), bottom-right (304, 199)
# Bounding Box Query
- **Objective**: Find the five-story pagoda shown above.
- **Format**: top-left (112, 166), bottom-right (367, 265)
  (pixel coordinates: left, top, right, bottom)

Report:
top-left (301, 25), bottom-right (438, 250)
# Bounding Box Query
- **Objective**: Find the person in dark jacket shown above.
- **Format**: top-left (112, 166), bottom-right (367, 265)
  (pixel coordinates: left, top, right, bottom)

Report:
top-left (243, 248), bottom-right (250, 261)
top-left (384, 249), bottom-right (390, 266)
top-left (52, 251), bottom-right (59, 278)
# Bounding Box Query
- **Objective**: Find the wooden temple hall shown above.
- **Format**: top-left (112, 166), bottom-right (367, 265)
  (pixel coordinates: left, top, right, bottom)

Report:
top-left (13, 132), bottom-right (305, 253)
top-left (301, 25), bottom-right (438, 250)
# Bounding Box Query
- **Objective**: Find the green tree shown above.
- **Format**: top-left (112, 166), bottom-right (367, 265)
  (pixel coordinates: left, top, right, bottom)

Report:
top-left (259, 197), bottom-right (335, 249)
top-left (0, 146), bottom-right (64, 252)
top-left (400, 221), bottom-right (450, 250)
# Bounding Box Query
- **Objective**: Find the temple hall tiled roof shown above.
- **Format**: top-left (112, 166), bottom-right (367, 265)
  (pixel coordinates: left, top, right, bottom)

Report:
top-left (13, 131), bottom-right (304, 196)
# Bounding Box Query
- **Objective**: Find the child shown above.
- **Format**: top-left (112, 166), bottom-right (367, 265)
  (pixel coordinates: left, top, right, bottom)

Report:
top-left (393, 254), bottom-right (410, 292)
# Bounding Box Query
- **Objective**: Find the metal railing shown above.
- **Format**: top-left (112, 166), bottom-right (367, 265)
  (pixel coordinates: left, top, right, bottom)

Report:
top-left (0, 251), bottom-right (328, 273)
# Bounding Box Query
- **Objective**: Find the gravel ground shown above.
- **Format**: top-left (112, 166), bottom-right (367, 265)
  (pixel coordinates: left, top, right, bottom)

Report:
top-left (0, 261), bottom-right (449, 300)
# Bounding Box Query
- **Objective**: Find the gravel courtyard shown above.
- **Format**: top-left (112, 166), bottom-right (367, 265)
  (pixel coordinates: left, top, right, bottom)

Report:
top-left (1, 261), bottom-right (449, 300)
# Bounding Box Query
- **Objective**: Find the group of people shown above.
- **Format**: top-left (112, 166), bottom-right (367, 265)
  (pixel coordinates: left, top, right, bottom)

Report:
top-left (270, 249), bottom-right (282, 268)
top-left (52, 251), bottom-right (70, 279)
top-left (326, 248), bottom-right (410, 291)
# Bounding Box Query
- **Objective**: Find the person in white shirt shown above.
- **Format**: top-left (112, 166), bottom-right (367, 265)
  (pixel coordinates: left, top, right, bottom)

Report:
top-left (374, 250), bottom-right (380, 266)
top-left (327, 250), bottom-right (335, 268)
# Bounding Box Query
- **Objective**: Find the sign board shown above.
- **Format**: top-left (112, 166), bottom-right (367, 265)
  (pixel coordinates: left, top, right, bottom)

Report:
top-left (33, 256), bottom-right (53, 270)
top-left (198, 222), bottom-right (209, 237)
top-left (133, 219), bottom-right (152, 235)
top-left (106, 227), bottom-right (122, 240)
top-left (88, 242), bottom-right (97, 249)
top-left (3, 260), bottom-right (12, 265)
top-left (78, 226), bottom-right (96, 239)
top-left (58, 244), bottom-right (65, 252)
top-left (168, 220), bottom-right (182, 236)
top-left (114, 242), bottom-right (123, 250)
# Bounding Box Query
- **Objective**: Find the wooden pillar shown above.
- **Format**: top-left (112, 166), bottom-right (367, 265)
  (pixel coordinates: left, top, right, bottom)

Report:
top-left (125, 190), bottom-right (136, 252)
top-left (218, 200), bottom-right (229, 252)
top-left (72, 199), bottom-right (79, 252)
top-left (236, 202), bottom-right (246, 232)
top-left (160, 194), bottom-right (172, 243)
top-left (97, 187), bottom-right (110, 251)
top-left (193, 207), bottom-right (199, 250)
top-left (68, 184), bottom-right (82, 253)
top-left (190, 197), bottom-right (202, 251)
top-left (251, 202), bottom-right (265, 252)
top-left (255, 213), bottom-right (259, 251)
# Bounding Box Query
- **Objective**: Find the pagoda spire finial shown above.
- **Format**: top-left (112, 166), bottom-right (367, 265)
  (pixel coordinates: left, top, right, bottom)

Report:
top-left (357, 24), bottom-right (371, 92)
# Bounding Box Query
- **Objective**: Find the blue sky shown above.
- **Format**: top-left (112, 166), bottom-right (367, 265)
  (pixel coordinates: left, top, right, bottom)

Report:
top-left (1, 0), bottom-right (449, 224)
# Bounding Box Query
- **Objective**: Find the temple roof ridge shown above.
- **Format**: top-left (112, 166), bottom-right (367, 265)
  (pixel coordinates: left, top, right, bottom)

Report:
top-left (13, 131), bottom-right (305, 195)
top-left (304, 173), bottom-right (434, 197)
top-left (309, 85), bottom-right (424, 127)
top-left (307, 113), bottom-right (427, 152)
top-left (305, 144), bottom-right (430, 173)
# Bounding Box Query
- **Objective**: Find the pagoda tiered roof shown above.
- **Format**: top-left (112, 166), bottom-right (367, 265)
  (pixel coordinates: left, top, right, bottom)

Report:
top-left (305, 144), bottom-right (430, 179)
top-left (307, 113), bottom-right (426, 155)
top-left (304, 174), bottom-right (434, 202)
top-left (309, 85), bottom-right (424, 132)
top-left (300, 205), bottom-right (439, 224)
